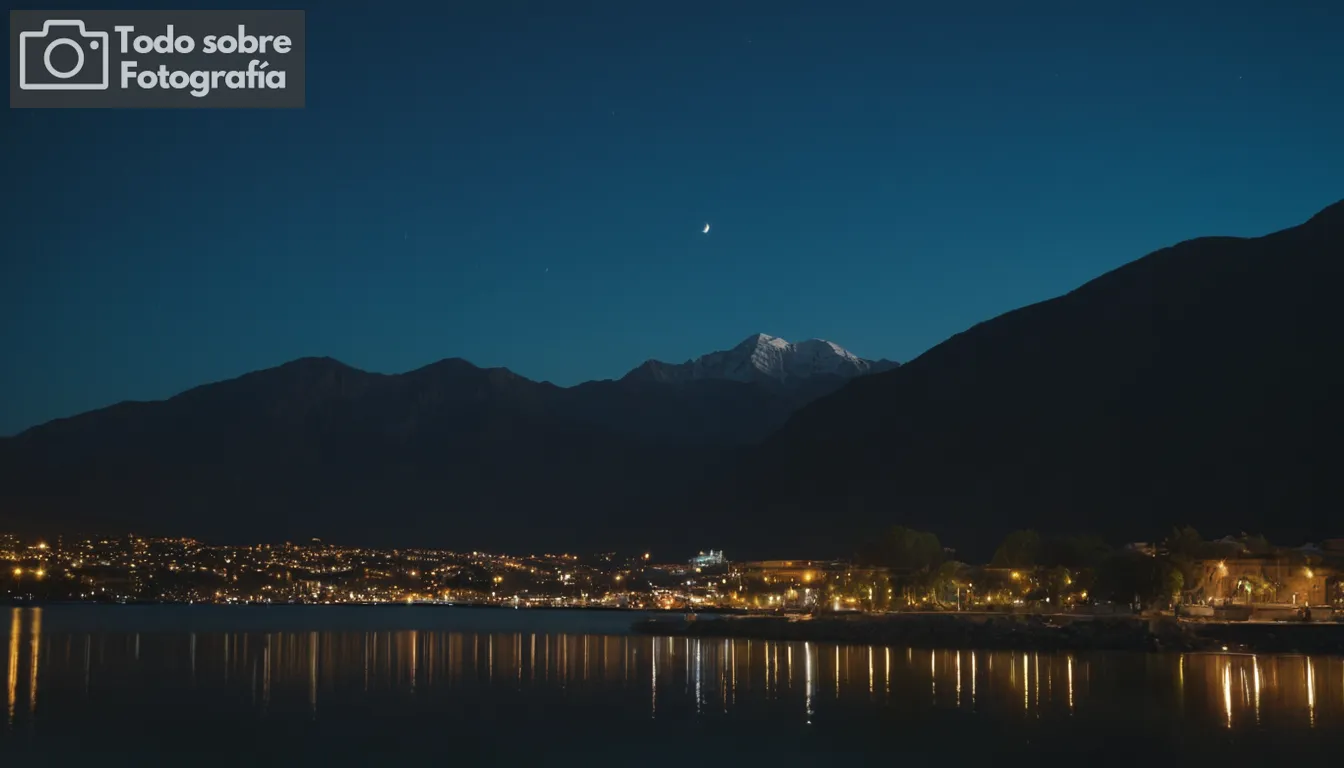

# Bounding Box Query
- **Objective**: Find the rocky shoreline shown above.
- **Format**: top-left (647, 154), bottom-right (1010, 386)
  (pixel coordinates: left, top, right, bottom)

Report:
top-left (632, 613), bottom-right (1344, 655)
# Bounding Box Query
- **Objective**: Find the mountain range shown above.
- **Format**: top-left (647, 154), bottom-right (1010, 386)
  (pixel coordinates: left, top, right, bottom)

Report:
top-left (0, 334), bottom-right (894, 553)
top-left (2, 200), bottom-right (1341, 557)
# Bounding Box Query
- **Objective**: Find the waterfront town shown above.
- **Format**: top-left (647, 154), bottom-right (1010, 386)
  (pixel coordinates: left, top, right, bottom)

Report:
top-left (3, 529), bottom-right (1342, 620)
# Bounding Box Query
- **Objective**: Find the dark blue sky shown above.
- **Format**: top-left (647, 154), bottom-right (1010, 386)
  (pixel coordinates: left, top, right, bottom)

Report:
top-left (4, 0), bottom-right (1343, 435)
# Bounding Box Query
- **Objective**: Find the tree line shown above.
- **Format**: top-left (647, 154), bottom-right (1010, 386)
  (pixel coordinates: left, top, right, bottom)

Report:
top-left (843, 525), bottom-right (1324, 610)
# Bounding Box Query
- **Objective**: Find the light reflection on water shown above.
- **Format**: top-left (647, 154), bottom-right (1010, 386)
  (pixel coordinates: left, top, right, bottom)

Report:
top-left (3, 607), bottom-right (1344, 760)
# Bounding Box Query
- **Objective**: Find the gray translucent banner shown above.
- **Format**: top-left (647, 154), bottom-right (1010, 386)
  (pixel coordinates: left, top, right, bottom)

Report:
top-left (10, 9), bottom-right (305, 108)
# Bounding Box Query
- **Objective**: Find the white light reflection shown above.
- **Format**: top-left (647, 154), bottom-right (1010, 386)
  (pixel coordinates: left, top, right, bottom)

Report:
top-left (971, 651), bottom-right (977, 706)
top-left (834, 646), bottom-right (840, 698)
top-left (885, 647), bottom-right (891, 696)
top-left (774, 644), bottom-right (781, 693)
top-left (804, 641), bottom-right (814, 725)
top-left (1222, 663), bottom-right (1232, 729)
top-left (730, 640), bottom-right (736, 705)
top-left (694, 638), bottom-right (703, 714)
top-left (956, 651), bottom-right (965, 706)
top-left (930, 650), bottom-right (936, 701)
top-left (868, 647), bottom-right (874, 696)
top-left (1033, 652), bottom-right (1040, 711)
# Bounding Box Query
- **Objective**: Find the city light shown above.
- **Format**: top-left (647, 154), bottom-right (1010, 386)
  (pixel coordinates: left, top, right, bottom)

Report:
top-left (0, 532), bottom-right (1337, 616)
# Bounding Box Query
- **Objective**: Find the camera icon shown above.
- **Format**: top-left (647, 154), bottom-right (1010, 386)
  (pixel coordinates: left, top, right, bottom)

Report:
top-left (18, 19), bottom-right (110, 90)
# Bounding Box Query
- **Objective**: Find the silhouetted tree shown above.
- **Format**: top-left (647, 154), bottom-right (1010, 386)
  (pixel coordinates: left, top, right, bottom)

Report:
top-left (991, 530), bottom-right (1042, 569)
top-left (857, 526), bottom-right (944, 571)
top-left (1096, 551), bottom-right (1183, 608)
top-left (1042, 534), bottom-right (1111, 570)
top-left (1165, 526), bottom-right (1205, 559)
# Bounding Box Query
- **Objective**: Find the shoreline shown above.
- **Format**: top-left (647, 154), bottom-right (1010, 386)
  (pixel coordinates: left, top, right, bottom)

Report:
top-left (0, 599), bottom-right (751, 614)
top-left (632, 613), bottom-right (1344, 655)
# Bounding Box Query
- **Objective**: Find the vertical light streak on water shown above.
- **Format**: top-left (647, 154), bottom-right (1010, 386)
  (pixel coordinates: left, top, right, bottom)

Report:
top-left (835, 646), bottom-right (841, 699)
top-left (694, 638), bottom-right (702, 715)
top-left (650, 636), bottom-right (657, 719)
top-left (7, 609), bottom-right (20, 726)
top-left (775, 644), bottom-right (781, 693)
top-left (1178, 653), bottom-right (1185, 713)
top-left (308, 631), bottom-right (317, 719)
top-left (1306, 657), bottom-right (1316, 728)
top-left (1067, 656), bottom-right (1074, 714)
top-left (410, 630), bottom-right (419, 692)
top-left (1252, 656), bottom-right (1261, 725)
top-left (27, 608), bottom-right (40, 716)
top-left (1022, 654), bottom-right (1029, 714)
top-left (804, 641), bottom-right (814, 725)
top-left (730, 640), bottom-right (737, 706)
top-left (885, 647), bottom-right (891, 697)
top-left (971, 652), bottom-right (977, 707)
top-left (955, 651), bottom-right (961, 707)
top-left (869, 647), bottom-right (875, 697)
top-left (926, 649), bottom-right (938, 703)
top-left (721, 639), bottom-right (728, 712)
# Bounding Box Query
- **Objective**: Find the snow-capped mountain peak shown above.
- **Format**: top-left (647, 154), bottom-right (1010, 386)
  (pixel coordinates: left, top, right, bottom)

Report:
top-left (625, 334), bottom-right (899, 385)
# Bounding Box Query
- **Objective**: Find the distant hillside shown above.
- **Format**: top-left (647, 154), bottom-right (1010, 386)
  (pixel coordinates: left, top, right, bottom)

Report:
top-left (715, 200), bottom-right (1344, 560)
top-left (0, 336), bottom-right (893, 554)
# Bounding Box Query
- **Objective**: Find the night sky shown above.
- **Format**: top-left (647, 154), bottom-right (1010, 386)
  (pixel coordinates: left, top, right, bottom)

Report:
top-left (4, 0), bottom-right (1343, 435)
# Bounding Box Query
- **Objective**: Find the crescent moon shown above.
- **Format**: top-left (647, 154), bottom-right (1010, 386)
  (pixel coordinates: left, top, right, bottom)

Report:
top-left (703, 223), bottom-right (710, 234)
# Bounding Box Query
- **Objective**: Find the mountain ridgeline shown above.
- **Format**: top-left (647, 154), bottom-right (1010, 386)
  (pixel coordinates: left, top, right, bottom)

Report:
top-left (715, 200), bottom-right (1344, 560)
top-left (3, 200), bottom-right (1342, 557)
top-left (0, 335), bottom-right (894, 553)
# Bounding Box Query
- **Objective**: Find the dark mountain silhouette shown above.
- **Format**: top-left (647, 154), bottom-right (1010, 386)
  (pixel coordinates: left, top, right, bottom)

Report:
top-left (0, 338), bottom-right (891, 554)
top-left (716, 200), bottom-right (1344, 561)
top-left (5, 200), bottom-right (1341, 558)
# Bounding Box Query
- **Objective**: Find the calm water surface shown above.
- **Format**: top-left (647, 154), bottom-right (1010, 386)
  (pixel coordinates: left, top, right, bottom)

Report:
top-left (3, 606), bottom-right (1343, 765)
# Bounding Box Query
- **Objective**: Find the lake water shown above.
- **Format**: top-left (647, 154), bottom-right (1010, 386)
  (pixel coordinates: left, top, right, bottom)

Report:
top-left (3, 606), bottom-right (1343, 765)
